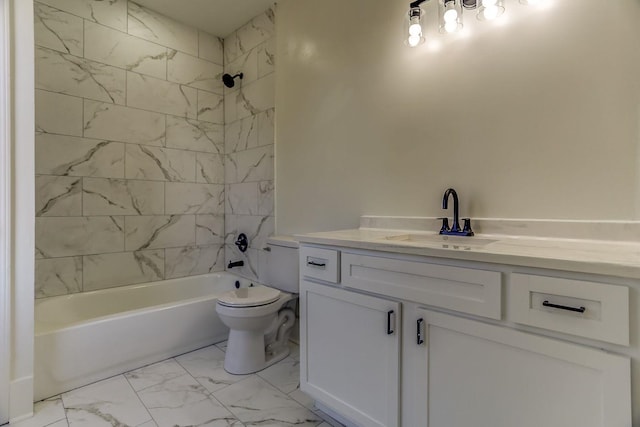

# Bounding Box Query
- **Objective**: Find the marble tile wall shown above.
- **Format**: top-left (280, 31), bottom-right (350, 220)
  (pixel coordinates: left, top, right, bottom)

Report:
top-left (34, 0), bottom-right (227, 298)
top-left (223, 9), bottom-right (276, 282)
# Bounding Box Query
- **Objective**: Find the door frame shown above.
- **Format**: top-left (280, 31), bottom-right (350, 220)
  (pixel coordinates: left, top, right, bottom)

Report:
top-left (0, 0), bottom-right (11, 422)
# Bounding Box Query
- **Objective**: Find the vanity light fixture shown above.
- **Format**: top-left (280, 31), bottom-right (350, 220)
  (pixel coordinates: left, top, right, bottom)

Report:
top-left (405, 2), bottom-right (426, 47)
top-left (440, 0), bottom-right (463, 34)
top-left (405, 0), bottom-right (539, 47)
top-left (477, 0), bottom-right (505, 21)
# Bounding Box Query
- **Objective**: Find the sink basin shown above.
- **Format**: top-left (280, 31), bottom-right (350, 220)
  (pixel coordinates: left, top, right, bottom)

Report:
top-left (382, 233), bottom-right (497, 249)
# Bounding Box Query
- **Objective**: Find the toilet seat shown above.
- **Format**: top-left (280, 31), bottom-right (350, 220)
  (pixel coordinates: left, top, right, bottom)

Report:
top-left (217, 285), bottom-right (281, 308)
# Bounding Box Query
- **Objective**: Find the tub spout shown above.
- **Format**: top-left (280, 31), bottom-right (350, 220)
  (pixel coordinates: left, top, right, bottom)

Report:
top-left (227, 260), bottom-right (244, 269)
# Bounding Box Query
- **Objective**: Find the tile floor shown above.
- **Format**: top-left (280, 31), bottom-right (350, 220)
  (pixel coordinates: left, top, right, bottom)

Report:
top-left (11, 341), bottom-right (339, 427)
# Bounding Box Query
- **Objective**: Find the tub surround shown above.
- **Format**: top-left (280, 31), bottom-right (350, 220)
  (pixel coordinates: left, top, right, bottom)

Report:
top-left (296, 216), bottom-right (640, 279)
top-left (34, 0), bottom-right (277, 298)
top-left (34, 0), bottom-right (229, 299)
top-left (223, 10), bottom-right (276, 283)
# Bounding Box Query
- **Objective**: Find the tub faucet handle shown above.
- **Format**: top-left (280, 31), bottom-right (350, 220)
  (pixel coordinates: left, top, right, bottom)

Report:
top-left (235, 233), bottom-right (248, 252)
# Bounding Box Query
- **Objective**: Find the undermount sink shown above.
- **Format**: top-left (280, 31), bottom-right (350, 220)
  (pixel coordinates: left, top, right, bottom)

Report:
top-left (382, 233), bottom-right (497, 249)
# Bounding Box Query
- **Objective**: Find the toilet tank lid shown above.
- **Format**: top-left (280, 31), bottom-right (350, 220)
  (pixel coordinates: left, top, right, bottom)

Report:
top-left (267, 235), bottom-right (299, 249)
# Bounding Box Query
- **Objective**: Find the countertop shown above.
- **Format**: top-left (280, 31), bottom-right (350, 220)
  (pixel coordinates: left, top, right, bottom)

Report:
top-left (295, 228), bottom-right (640, 279)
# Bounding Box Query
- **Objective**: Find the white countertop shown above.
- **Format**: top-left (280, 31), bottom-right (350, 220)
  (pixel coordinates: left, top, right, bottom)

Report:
top-left (295, 228), bottom-right (640, 279)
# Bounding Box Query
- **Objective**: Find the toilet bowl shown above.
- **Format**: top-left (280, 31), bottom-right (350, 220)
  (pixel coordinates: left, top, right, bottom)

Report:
top-left (217, 236), bottom-right (299, 375)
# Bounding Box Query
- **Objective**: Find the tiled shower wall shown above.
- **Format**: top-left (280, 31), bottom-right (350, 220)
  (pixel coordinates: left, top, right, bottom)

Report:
top-left (34, 1), bottom-right (227, 297)
top-left (223, 11), bottom-right (276, 282)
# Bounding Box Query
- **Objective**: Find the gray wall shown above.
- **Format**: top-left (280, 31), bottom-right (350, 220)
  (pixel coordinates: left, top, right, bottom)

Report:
top-left (34, 0), bottom-right (226, 297)
top-left (275, 0), bottom-right (640, 234)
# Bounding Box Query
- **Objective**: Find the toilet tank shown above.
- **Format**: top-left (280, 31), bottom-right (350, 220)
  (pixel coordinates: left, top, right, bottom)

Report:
top-left (262, 236), bottom-right (299, 293)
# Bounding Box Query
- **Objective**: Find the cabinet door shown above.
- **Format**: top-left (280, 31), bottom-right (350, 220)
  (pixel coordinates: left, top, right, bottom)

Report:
top-left (300, 280), bottom-right (401, 427)
top-left (412, 309), bottom-right (631, 427)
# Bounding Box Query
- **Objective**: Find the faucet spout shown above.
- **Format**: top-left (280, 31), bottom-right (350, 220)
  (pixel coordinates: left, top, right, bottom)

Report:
top-left (228, 260), bottom-right (244, 269)
top-left (442, 188), bottom-right (460, 232)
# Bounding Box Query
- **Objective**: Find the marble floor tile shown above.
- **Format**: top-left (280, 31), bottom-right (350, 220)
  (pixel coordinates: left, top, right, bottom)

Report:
top-left (289, 342), bottom-right (300, 361)
top-left (10, 396), bottom-right (66, 427)
top-left (213, 376), bottom-right (322, 427)
top-left (136, 373), bottom-right (240, 427)
top-left (124, 359), bottom-right (189, 392)
top-left (257, 356), bottom-right (300, 394)
top-left (288, 387), bottom-right (315, 411)
top-left (175, 345), bottom-right (250, 393)
top-left (62, 375), bottom-right (152, 427)
top-left (215, 340), bottom-right (228, 352)
top-left (21, 342), bottom-right (336, 427)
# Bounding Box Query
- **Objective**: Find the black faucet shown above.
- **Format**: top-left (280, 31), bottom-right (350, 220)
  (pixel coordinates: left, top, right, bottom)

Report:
top-left (228, 260), bottom-right (244, 269)
top-left (439, 188), bottom-right (474, 236)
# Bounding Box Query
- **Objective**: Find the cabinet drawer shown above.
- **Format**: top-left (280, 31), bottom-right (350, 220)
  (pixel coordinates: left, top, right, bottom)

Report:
top-left (341, 253), bottom-right (502, 319)
top-left (509, 273), bottom-right (629, 346)
top-left (300, 246), bottom-right (340, 283)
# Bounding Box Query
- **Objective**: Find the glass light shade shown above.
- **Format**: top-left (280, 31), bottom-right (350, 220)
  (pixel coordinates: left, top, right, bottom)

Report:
top-left (409, 22), bottom-right (422, 36)
top-left (404, 7), bottom-right (426, 47)
top-left (477, 0), bottom-right (505, 20)
top-left (439, 0), bottom-right (463, 33)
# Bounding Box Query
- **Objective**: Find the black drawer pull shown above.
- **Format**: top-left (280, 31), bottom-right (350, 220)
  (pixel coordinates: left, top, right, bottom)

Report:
top-left (542, 300), bottom-right (586, 313)
top-left (416, 318), bottom-right (424, 345)
top-left (387, 310), bottom-right (395, 335)
top-left (307, 261), bottom-right (326, 268)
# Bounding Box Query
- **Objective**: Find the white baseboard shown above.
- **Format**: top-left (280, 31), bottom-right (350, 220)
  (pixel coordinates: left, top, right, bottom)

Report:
top-left (9, 376), bottom-right (33, 423)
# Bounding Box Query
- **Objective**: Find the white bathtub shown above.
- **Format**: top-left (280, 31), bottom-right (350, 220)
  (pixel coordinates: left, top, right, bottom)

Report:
top-left (34, 272), bottom-right (252, 400)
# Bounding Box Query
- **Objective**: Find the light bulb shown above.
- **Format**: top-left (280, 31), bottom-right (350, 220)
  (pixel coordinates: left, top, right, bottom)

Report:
top-left (409, 23), bottom-right (422, 36)
top-left (478, 0), bottom-right (504, 21)
top-left (408, 34), bottom-right (421, 47)
top-left (444, 21), bottom-right (458, 33)
top-left (443, 8), bottom-right (458, 23)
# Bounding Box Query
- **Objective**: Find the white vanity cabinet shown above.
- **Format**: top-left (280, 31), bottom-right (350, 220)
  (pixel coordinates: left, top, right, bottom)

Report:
top-left (299, 279), bottom-right (401, 427)
top-left (405, 308), bottom-right (631, 427)
top-left (298, 245), bottom-right (632, 427)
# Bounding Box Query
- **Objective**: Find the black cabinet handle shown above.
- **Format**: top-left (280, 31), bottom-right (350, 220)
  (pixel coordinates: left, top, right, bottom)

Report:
top-left (387, 310), bottom-right (395, 335)
top-left (542, 300), bottom-right (586, 313)
top-left (307, 260), bottom-right (326, 268)
top-left (416, 318), bottom-right (424, 345)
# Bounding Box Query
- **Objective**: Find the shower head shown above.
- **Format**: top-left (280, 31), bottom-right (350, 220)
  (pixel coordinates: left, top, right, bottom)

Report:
top-left (222, 72), bottom-right (243, 88)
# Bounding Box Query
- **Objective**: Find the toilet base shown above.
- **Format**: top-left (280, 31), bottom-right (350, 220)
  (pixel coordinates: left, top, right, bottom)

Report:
top-left (223, 307), bottom-right (296, 375)
top-left (224, 331), bottom-right (291, 375)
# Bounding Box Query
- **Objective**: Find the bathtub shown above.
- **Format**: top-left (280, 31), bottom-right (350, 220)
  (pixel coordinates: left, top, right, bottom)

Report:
top-left (34, 272), bottom-right (251, 401)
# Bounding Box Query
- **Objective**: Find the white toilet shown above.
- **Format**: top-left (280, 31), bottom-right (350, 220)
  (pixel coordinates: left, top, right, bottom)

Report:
top-left (216, 236), bottom-right (299, 375)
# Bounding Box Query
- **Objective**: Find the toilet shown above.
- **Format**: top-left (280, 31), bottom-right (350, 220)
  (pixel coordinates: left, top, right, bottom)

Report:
top-left (216, 236), bottom-right (299, 375)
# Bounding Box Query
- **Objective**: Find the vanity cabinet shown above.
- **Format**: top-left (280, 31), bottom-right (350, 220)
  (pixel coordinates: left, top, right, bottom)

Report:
top-left (300, 279), bottom-right (401, 427)
top-left (299, 245), bottom-right (632, 427)
top-left (405, 307), bottom-right (630, 427)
